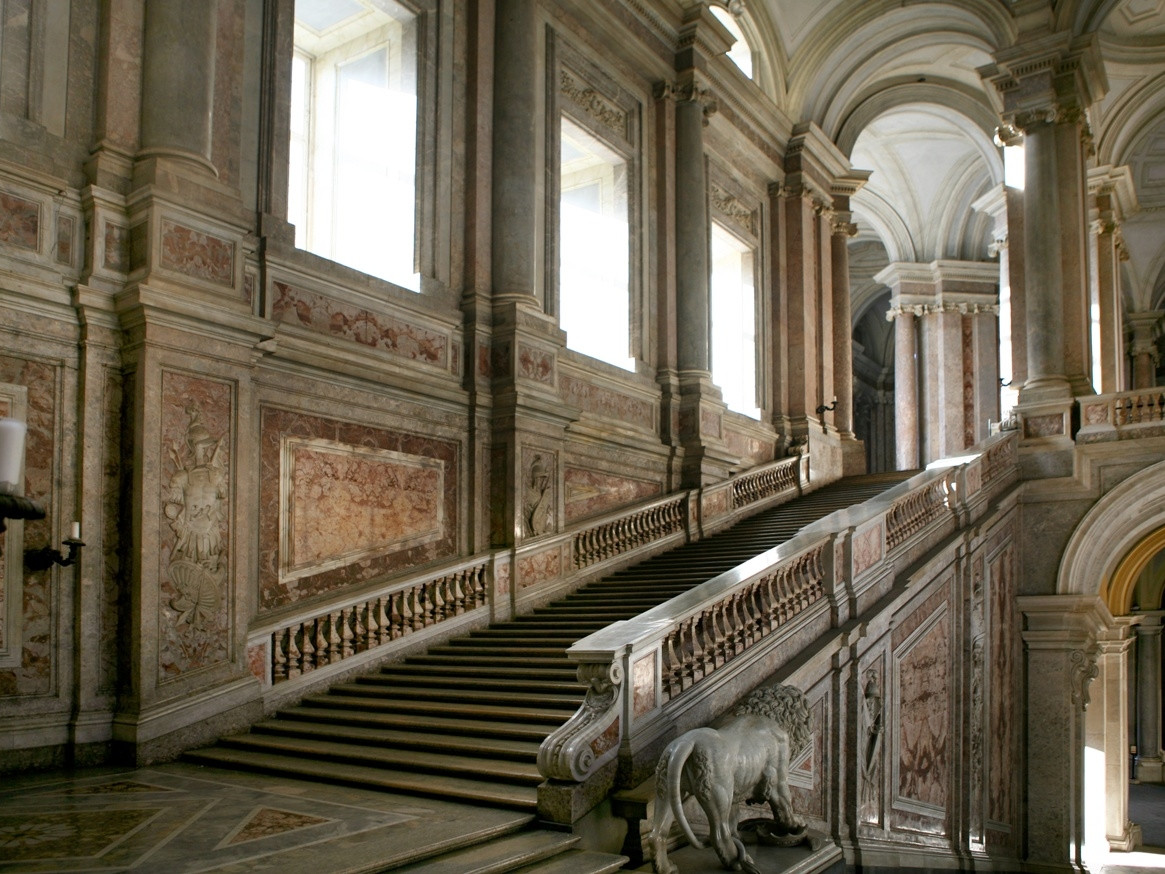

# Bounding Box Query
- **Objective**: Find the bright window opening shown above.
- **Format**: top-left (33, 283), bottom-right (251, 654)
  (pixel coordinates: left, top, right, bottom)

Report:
top-left (710, 5), bottom-right (753, 79)
top-left (711, 222), bottom-right (759, 418)
top-left (289, 0), bottom-right (419, 291)
top-left (1004, 143), bottom-right (1024, 190)
top-left (559, 117), bottom-right (633, 370)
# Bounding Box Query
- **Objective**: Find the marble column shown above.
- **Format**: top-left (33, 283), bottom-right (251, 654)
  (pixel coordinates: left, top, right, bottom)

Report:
top-left (1127, 312), bottom-right (1162, 391)
top-left (891, 306), bottom-right (919, 471)
top-left (1135, 614), bottom-right (1163, 782)
top-left (492, 0), bottom-right (543, 305)
top-left (830, 173), bottom-right (870, 475)
top-left (982, 33), bottom-right (1107, 443)
top-left (972, 185), bottom-right (1017, 420)
top-left (1088, 167), bottom-right (1136, 394)
top-left (1019, 595), bottom-right (1109, 872)
top-left (674, 79), bottom-right (712, 376)
top-left (140, 0), bottom-right (218, 171)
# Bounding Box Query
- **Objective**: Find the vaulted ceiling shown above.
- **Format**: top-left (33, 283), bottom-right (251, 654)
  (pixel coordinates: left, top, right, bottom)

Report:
top-left (731, 0), bottom-right (1165, 364)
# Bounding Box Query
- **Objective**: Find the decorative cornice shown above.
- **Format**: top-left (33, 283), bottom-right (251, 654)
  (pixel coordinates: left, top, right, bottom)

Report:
top-left (886, 302), bottom-right (1000, 320)
top-left (560, 67), bottom-right (627, 139)
top-left (710, 183), bottom-right (758, 238)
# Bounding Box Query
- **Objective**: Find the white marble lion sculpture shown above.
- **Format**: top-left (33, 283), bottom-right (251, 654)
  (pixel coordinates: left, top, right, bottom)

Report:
top-left (649, 684), bottom-right (811, 874)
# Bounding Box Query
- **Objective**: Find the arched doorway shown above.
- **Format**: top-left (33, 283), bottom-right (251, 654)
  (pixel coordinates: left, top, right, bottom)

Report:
top-left (1057, 460), bottom-right (1165, 861)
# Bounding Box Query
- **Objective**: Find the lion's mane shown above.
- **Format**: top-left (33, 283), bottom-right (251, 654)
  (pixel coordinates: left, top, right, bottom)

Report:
top-left (731, 684), bottom-right (812, 756)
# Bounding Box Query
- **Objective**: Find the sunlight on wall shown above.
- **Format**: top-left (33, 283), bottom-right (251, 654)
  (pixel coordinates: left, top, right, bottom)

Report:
top-left (559, 118), bottom-right (634, 371)
top-left (711, 222), bottom-right (759, 418)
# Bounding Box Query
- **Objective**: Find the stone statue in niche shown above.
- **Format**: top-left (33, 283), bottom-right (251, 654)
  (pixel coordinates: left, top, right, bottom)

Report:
top-left (523, 453), bottom-right (553, 537)
top-left (164, 405), bottom-right (226, 630)
top-left (649, 684), bottom-right (811, 874)
top-left (860, 668), bottom-right (884, 820)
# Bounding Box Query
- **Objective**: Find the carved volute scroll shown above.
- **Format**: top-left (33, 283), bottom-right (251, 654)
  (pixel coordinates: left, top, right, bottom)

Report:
top-left (1070, 647), bottom-right (1099, 709)
top-left (538, 660), bottom-right (624, 781)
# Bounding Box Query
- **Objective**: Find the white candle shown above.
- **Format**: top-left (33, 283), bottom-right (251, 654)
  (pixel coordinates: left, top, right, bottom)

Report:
top-left (0, 418), bottom-right (26, 495)
top-left (70, 521), bottom-right (81, 540)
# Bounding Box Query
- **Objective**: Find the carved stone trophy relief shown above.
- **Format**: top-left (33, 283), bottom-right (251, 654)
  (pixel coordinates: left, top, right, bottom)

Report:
top-left (523, 451), bottom-right (555, 538)
top-left (164, 404), bottom-right (227, 632)
top-left (859, 665), bottom-right (885, 825)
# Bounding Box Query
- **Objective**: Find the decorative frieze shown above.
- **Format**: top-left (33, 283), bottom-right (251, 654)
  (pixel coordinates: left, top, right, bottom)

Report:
top-left (709, 183), bottom-right (758, 238)
top-left (560, 66), bottom-right (627, 140)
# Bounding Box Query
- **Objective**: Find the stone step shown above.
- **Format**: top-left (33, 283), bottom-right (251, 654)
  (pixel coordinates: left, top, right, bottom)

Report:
top-left (509, 848), bottom-right (630, 874)
top-left (185, 746), bottom-right (539, 810)
top-left (407, 653), bottom-right (573, 669)
top-left (300, 692), bottom-right (571, 725)
top-left (338, 679), bottom-right (583, 709)
top-left (216, 732), bottom-right (543, 785)
top-left (394, 830), bottom-right (582, 874)
top-left (427, 644), bottom-right (573, 659)
top-left (277, 705), bottom-right (555, 740)
top-left (387, 661), bottom-right (580, 680)
top-left (369, 671), bottom-right (585, 694)
top-left (250, 718), bottom-right (542, 761)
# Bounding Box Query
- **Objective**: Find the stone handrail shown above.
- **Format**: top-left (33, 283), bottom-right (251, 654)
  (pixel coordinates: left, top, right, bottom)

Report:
top-left (251, 454), bottom-right (809, 694)
top-left (1078, 389), bottom-right (1165, 442)
top-left (572, 493), bottom-right (688, 571)
top-left (252, 555), bottom-right (490, 687)
top-left (538, 432), bottom-right (1019, 799)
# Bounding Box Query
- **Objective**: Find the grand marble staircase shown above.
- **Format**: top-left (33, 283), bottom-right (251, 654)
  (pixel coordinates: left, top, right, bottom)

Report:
top-left (187, 472), bottom-right (909, 872)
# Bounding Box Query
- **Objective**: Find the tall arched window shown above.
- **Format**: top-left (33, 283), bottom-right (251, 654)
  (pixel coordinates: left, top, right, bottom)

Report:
top-left (710, 3), bottom-right (753, 79)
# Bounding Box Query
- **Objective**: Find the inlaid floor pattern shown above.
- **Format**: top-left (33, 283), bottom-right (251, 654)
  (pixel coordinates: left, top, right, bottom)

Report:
top-left (187, 471), bottom-right (912, 873)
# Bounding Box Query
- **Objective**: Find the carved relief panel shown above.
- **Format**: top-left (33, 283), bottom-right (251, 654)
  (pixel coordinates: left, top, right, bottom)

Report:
top-left (158, 371), bottom-right (234, 680)
top-left (522, 449), bottom-right (557, 538)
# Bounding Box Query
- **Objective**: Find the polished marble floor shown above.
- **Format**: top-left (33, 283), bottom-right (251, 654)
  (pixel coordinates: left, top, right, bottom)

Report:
top-left (0, 762), bottom-right (530, 873)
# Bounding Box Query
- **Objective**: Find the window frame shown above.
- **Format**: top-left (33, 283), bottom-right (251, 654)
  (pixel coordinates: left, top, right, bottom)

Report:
top-left (546, 33), bottom-right (644, 371)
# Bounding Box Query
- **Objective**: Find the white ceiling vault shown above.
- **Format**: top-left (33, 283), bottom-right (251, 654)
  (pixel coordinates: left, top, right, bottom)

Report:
top-left (730, 0), bottom-right (1165, 337)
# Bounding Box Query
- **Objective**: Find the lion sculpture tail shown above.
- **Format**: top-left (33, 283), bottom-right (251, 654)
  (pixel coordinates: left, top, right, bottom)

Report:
top-left (658, 735), bottom-right (706, 850)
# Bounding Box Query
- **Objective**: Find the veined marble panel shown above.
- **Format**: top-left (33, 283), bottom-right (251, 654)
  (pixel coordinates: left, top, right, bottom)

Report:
top-left (789, 694), bottom-right (826, 820)
top-left (280, 437), bottom-right (445, 582)
top-left (0, 356), bottom-right (57, 697)
top-left (0, 384), bottom-right (27, 667)
top-left (723, 427), bottom-right (773, 465)
top-left (258, 408), bottom-right (458, 610)
top-left (988, 542), bottom-right (1016, 831)
top-left (271, 281), bottom-right (450, 370)
top-left (564, 467), bottom-right (660, 523)
top-left (559, 374), bottom-right (654, 430)
top-left (892, 582), bottom-right (952, 831)
top-left (0, 190), bottom-right (39, 251)
top-left (160, 220), bottom-right (234, 288)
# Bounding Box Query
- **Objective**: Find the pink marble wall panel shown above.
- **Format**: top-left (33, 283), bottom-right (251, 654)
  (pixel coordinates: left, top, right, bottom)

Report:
top-left (56, 215), bottom-right (74, 266)
top-left (700, 408), bottom-right (721, 438)
top-left (1082, 402), bottom-right (1108, 426)
top-left (258, 408), bottom-right (458, 611)
top-left (157, 371), bottom-right (233, 681)
top-left (272, 281), bottom-right (449, 370)
top-left (1023, 413), bottom-right (1063, 438)
top-left (893, 584), bottom-right (951, 819)
top-left (853, 522), bottom-right (884, 576)
top-left (104, 222), bottom-right (130, 272)
top-left (789, 695), bottom-right (826, 820)
top-left (243, 273), bottom-right (254, 307)
top-left (702, 488), bottom-right (728, 520)
top-left (962, 316), bottom-right (975, 450)
top-left (559, 375), bottom-right (654, 430)
top-left (988, 543), bottom-right (1016, 828)
top-left (99, 368), bottom-right (123, 695)
top-left (284, 440), bottom-right (443, 575)
top-left (0, 191), bottom-right (39, 250)
top-left (517, 547), bottom-right (561, 589)
top-left (478, 345), bottom-right (492, 378)
top-left (517, 344), bottom-right (554, 384)
top-left (632, 653), bottom-right (656, 718)
top-left (591, 717), bottom-right (620, 759)
top-left (564, 467), bottom-right (661, 523)
top-left (494, 560), bottom-right (511, 597)
top-left (723, 427), bottom-right (773, 464)
top-left (247, 641), bottom-right (268, 686)
top-left (0, 357), bottom-right (58, 697)
top-left (213, 0), bottom-right (245, 188)
top-left (160, 220), bottom-right (234, 288)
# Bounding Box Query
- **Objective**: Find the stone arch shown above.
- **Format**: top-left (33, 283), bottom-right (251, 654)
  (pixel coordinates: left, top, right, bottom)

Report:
top-left (1058, 458), bottom-right (1165, 613)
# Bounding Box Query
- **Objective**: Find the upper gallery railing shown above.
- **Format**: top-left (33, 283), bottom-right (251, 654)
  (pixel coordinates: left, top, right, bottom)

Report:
top-left (1078, 389), bottom-right (1165, 442)
top-left (249, 453), bottom-right (809, 697)
top-left (538, 432), bottom-right (1019, 790)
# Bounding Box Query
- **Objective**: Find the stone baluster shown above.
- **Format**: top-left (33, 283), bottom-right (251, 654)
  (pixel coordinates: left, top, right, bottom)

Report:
top-left (1127, 312), bottom-right (1162, 390)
